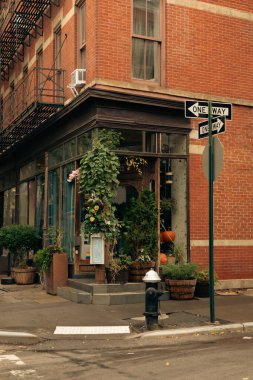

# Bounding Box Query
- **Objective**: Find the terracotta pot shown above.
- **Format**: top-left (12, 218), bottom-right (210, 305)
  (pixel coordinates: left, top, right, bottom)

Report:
top-left (45, 253), bottom-right (68, 295)
top-left (160, 231), bottom-right (175, 243)
top-left (13, 267), bottom-right (36, 285)
top-left (165, 278), bottom-right (197, 300)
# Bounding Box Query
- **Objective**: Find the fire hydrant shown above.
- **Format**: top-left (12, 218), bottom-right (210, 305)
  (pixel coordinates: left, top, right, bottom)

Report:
top-left (143, 268), bottom-right (163, 330)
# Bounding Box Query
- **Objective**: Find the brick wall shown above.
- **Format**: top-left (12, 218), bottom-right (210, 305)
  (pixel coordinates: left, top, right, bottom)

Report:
top-left (189, 105), bottom-right (253, 278)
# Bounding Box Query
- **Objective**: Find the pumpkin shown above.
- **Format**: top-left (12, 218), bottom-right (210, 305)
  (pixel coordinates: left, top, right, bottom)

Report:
top-left (160, 253), bottom-right (168, 265)
top-left (160, 230), bottom-right (175, 243)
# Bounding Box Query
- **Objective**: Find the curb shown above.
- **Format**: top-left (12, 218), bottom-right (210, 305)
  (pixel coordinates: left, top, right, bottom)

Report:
top-left (132, 322), bottom-right (253, 339)
top-left (0, 330), bottom-right (39, 345)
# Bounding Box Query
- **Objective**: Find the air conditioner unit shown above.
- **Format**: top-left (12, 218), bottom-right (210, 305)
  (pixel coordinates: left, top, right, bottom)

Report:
top-left (71, 69), bottom-right (86, 87)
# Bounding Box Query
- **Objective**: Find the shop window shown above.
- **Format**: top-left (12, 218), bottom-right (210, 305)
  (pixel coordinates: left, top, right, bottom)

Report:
top-left (48, 169), bottom-right (60, 230)
top-left (3, 187), bottom-right (16, 225)
top-left (160, 158), bottom-right (187, 259)
top-left (146, 132), bottom-right (157, 152)
top-left (48, 146), bottom-right (63, 167)
top-left (132, 0), bottom-right (161, 81)
top-left (28, 180), bottom-right (36, 225)
top-left (64, 138), bottom-right (76, 161)
top-left (160, 133), bottom-right (187, 155)
top-left (77, 131), bottom-right (92, 155)
top-left (19, 182), bottom-right (28, 225)
top-left (118, 130), bottom-right (143, 152)
top-left (20, 155), bottom-right (45, 181)
top-left (35, 174), bottom-right (44, 235)
top-left (62, 163), bottom-right (75, 263)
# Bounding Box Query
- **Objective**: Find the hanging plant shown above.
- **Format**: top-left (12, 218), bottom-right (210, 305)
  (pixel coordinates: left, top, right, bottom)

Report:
top-left (78, 129), bottom-right (122, 242)
top-left (124, 156), bottom-right (147, 176)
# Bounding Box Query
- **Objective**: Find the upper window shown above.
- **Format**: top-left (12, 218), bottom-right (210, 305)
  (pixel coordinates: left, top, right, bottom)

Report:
top-left (132, 0), bottom-right (161, 82)
top-left (77, 1), bottom-right (86, 69)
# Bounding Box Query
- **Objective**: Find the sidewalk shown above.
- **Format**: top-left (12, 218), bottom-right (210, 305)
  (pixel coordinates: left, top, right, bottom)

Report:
top-left (1, 283), bottom-right (253, 342)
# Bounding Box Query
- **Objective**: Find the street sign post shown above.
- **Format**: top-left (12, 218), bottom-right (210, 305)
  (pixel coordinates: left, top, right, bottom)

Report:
top-left (202, 137), bottom-right (224, 182)
top-left (199, 116), bottom-right (226, 139)
top-left (185, 100), bottom-right (232, 120)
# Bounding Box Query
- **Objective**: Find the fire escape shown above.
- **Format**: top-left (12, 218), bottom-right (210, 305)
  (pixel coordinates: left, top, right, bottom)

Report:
top-left (0, 0), bottom-right (64, 156)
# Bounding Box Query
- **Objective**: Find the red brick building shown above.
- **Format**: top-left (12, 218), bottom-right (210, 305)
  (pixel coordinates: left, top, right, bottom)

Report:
top-left (0, 0), bottom-right (252, 280)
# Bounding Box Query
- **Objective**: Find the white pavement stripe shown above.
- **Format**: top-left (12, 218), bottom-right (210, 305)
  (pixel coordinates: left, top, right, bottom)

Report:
top-left (10, 369), bottom-right (37, 377)
top-left (0, 331), bottom-right (37, 338)
top-left (0, 355), bottom-right (24, 365)
top-left (54, 326), bottom-right (130, 335)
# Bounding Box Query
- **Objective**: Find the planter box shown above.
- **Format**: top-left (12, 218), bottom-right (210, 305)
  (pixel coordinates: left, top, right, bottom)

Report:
top-left (12, 267), bottom-right (36, 285)
top-left (105, 268), bottom-right (129, 284)
top-left (45, 253), bottom-right (68, 295)
top-left (165, 278), bottom-right (197, 300)
top-left (195, 281), bottom-right (210, 298)
top-left (129, 262), bottom-right (155, 283)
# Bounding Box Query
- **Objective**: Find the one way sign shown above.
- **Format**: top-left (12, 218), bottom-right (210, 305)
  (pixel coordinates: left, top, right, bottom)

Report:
top-left (185, 101), bottom-right (232, 120)
top-left (198, 116), bottom-right (226, 139)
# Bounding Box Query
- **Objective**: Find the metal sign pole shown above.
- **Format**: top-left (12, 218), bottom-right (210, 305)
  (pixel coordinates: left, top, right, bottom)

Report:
top-left (208, 101), bottom-right (215, 323)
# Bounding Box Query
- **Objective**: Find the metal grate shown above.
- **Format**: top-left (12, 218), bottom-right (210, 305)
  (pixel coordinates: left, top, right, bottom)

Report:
top-left (0, 0), bottom-right (59, 80)
top-left (0, 67), bottom-right (64, 155)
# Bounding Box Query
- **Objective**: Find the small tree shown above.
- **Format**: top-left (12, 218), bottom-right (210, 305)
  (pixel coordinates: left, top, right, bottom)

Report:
top-left (122, 189), bottom-right (158, 262)
top-left (0, 225), bottom-right (41, 267)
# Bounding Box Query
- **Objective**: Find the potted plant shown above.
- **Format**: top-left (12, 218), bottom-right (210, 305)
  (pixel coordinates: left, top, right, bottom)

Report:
top-left (121, 188), bottom-right (158, 282)
top-left (105, 253), bottom-right (132, 284)
top-left (34, 229), bottom-right (68, 295)
top-left (161, 262), bottom-right (198, 300)
top-left (0, 224), bottom-right (41, 284)
top-left (195, 267), bottom-right (219, 298)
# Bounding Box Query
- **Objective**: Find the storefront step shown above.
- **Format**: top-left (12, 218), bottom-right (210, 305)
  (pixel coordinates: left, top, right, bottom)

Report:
top-left (57, 287), bottom-right (92, 304)
top-left (92, 292), bottom-right (145, 305)
top-left (67, 279), bottom-right (145, 294)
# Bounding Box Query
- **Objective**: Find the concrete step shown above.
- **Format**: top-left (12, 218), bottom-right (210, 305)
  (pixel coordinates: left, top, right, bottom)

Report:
top-left (57, 287), bottom-right (92, 304)
top-left (92, 291), bottom-right (145, 305)
top-left (67, 279), bottom-right (145, 294)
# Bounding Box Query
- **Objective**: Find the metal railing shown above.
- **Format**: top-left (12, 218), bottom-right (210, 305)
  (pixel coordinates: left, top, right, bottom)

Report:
top-left (2, 67), bottom-right (65, 130)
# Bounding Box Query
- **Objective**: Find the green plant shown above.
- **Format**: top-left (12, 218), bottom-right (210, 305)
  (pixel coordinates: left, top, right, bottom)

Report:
top-left (124, 156), bottom-right (147, 176)
top-left (0, 225), bottom-right (41, 268)
top-left (122, 189), bottom-right (158, 262)
top-left (106, 254), bottom-right (132, 283)
top-left (196, 267), bottom-right (219, 284)
top-left (161, 263), bottom-right (198, 280)
top-left (160, 197), bottom-right (177, 214)
top-left (34, 227), bottom-right (64, 273)
top-left (79, 129), bottom-right (122, 243)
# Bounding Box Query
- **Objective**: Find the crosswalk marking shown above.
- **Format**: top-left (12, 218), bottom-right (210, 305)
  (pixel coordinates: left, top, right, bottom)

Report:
top-left (54, 325), bottom-right (130, 334)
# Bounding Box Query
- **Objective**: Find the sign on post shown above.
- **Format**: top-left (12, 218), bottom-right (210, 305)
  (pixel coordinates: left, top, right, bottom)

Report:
top-left (185, 101), bottom-right (232, 120)
top-left (198, 116), bottom-right (226, 139)
top-left (202, 137), bottom-right (224, 182)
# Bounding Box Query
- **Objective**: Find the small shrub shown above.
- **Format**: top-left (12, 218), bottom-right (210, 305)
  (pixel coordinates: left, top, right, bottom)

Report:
top-left (161, 263), bottom-right (198, 280)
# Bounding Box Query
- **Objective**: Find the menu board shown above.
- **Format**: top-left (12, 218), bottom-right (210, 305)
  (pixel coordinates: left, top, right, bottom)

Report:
top-left (90, 234), bottom-right (105, 264)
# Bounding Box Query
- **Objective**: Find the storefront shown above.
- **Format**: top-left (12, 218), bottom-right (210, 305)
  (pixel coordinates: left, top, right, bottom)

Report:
top-left (0, 91), bottom-right (191, 276)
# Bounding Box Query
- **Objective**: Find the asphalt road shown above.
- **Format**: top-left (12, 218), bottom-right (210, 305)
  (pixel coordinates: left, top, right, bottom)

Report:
top-left (0, 332), bottom-right (253, 379)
